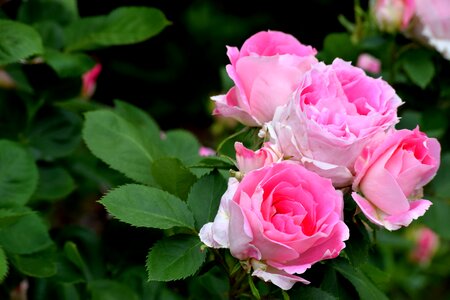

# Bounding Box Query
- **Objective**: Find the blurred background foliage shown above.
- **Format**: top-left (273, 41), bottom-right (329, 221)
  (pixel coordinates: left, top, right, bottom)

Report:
top-left (0, 0), bottom-right (449, 299)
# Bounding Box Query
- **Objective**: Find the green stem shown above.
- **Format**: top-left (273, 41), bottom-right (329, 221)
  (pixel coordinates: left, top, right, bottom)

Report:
top-left (216, 126), bottom-right (250, 154)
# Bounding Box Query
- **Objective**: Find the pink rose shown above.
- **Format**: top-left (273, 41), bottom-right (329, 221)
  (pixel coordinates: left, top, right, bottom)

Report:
top-left (352, 128), bottom-right (440, 230)
top-left (409, 226), bottom-right (439, 265)
top-left (413, 0), bottom-right (450, 60)
top-left (212, 30), bottom-right (318, 126)
top-left (268, 59), bottom-right (402, 187)
top-left (374, 0), bottom-right (415, 33)
top-left (199, 162), bottom-right (349, 290)
top-left (356, 53), bottom-right (381, 74)
top-left (199, 146), bottom-right (216, 157)
top-left (235, 142), bottom-right (281, 174)
top-left (81, 63), bottom-right (102, 98)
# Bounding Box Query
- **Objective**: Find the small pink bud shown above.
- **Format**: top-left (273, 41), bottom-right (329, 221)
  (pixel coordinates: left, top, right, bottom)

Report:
top-left (356, 53), bottom-right (381, 74)
top-left (199, 146), bottom-right (215, 157)
top-left (410, 227), bottom-right (439, 265)
top-left (81, 63), bottom-right (102, 98)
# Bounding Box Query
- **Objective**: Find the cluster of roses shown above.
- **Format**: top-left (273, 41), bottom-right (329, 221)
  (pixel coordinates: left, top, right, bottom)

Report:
top-left (199, 31), bottom-right (441, 290)
top-left (375, 0), bottom-right (450, 60)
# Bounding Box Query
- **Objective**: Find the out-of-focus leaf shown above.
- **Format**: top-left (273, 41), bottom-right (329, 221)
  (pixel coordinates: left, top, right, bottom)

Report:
top-left (10, 245), bottom-right (57, 278)
top-left (0, 140), bottom-right (38, 207)
top-left (430, 152), bottom-right (450, 200)
top-left (33, 21), bottom-right (65, 49)
top-left (0, 246), bottom-right (7, 283)
top-left (100, 184), bottom-right (195, 230)
top-left (89, 279), bottom-right (139, 300)
top-left (0, 20), bottom-right (43, 65)
top-left (333, 259), bottom-right (388, 300)
top-left (398, 110), bottom-right (421, 130)
top-left (18, 0), bottom-right (78, 26)
top-left (0, 213), bottom-right (53, 255)
top-left (188, 266), bottom-right (229, 300)
top-left (32, 166), bottom-right (75, 202)
top-left (422, 200), bottom-right (450, 240)
top-left (319, 33), bottom-right (358, 63)
top-left (0, 207), bottom-right (32, 228)
top-left (44, 49), bottom-right (95, 78)
top-left (65, 7), bottom-right (170, 52)
top-left (291, 286), bottom-right (337, 300)
top-left (146, 235), bottom-right (206, 281)
top-left (28, 110), bottom-right (82, 160)
top-left (401, 49), bottom-right (435, 89)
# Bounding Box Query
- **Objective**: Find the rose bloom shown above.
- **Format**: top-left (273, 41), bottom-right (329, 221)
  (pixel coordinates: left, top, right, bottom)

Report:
top-left (268, 59), bottom-right (402, 187)
top-left (352, 128), bottom-right (440, 230)
top-left (374, 0), bottom-right (415, 33)
top-left (200, 162), bottom-right (349, 290)
top-left (356, 53), bottom-right (381, 74)
top-left (413, 0), bottom-right (450, 60)
top-left (212, 30), bottom-right (318, 126)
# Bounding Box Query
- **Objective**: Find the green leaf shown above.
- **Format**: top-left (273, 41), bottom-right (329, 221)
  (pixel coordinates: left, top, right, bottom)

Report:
top-left (64, 241), bottom-right (92, 281)
top-left (187, 170), bottom-right (227, 229)
top-left (344, 220), bottom-right (370, 267)
top-left (420, 109), bottom-right (448, 138)
top-left (45, 49), bottom-right (96, 78)
top-left (113, 100), bottom-right (163, 160)
top-left (113, 100), bottom-right (161, 144)
top-left (54, 98), bottom-right (106, 113)
top-left (33, 21), bottom-right (65, 49)
top-left (28, 110), bottom-right (82, 160)
top-left (188, 266), bottom-right (229, 300)
top-left (0, 246), bottom-right (8, 283)
top-left (10, 245), bottom-right (57, 278)
top-left (0, 140), bottom-right (38, 207)
top-left (0, 20), bottom-right (44, 66)
top-left (83, 110), bottom-right (156, 185)
top-left (151, 157), bottom-right (197, 201)
top-left (291, 287), bottom-right (337, 300)
top-left (398, 110), bottom-right (421, 130)
top-left (65, 7), bottom-right (170, 52)
top-left (319, 33), bottom-right (358, 63)
top-left (146, 235), bottom-right (206, 281)
top-left (18, 0), bottom-right (79, 26)
top-left (248, 275), bottom-right (261, 299)
top-left (32, 166), bottom-right (75, 202)
top-left (0, 213), bottom-right (53, 255)
top-left (332, 259), bottom-right (388, 300)
top-left (161, 129), bottom-right (201, 165)
top-left (89, 279), bottom-right (139, 300)
top-left (360, 263), bottom-right (389, 291)
top-left (430, 152), bottom-right (450, 200)
top-left (401, 49), bottom-right (435, 89)
top-left (100, 184), bottom-right (195, 230)
top-left (0, 207), bottom-right (32, 228)
top-left (422, 200), bottom-right (450, 239)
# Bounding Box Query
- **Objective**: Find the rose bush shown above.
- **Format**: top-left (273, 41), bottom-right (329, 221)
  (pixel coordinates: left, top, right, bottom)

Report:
top-left (200, 162), bottom-right (349, 290)
top-left (374, 0), bottom-right (415, 33)
top-left (268, 59), bottom-right (402, 187)
top-left (212, 30), bottom-right (318, 126)
top-left (413, 0), bottom-right (450, 60)
top-left (352, 128), bottom-right (440, 230)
